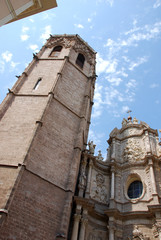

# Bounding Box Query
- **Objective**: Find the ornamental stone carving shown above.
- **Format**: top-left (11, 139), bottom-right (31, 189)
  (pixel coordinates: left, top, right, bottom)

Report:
top-left (127, 226), bottom-right (150, 240)
top-left (90, 173), bottom-right (108, 204)
top-left (153, 222), bottom-right (161, 238)
top-left (73, 40), bottom-right (95, 65)
top-left (46, 37), bottom-right (75, 48)
top-left (122, 138), bottom-right (145, 162)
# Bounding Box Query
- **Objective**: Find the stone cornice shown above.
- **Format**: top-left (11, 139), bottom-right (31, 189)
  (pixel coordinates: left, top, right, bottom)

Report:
top-left (105, 208), bottom-right (153, 220)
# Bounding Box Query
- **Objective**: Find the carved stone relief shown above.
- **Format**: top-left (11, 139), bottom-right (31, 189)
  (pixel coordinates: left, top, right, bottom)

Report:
top-left (90, 173), bottom-right (108, 204)
top-left (126, 226), bottom-right (150, 240)
top-left (122, 138), bottom-right (145, 163)
top-left (145, 167), bottom-right (152, 197)
top-left (149, 135), bottom-right (157, 155)
top-left (153, 221), bottom-right (161, 238)
top-left (46, 37), bottom-right (75, 49)
top-left (73, 39), bottom-right (95, 65)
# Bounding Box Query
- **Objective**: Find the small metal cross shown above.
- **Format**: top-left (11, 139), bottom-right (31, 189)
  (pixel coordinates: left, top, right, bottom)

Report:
top-left (127, 110), bottom-right (132, 116)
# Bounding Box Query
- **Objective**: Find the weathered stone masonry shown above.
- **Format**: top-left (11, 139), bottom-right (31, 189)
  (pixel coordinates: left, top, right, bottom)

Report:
top-left (0, 34), bottom-right (96, 240)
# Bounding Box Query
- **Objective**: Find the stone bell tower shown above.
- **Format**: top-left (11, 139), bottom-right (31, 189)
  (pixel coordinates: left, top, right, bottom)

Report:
top-left (72, 116), bottom-right (161, 240)
top-left (0, 34), bottom-right (96, 239)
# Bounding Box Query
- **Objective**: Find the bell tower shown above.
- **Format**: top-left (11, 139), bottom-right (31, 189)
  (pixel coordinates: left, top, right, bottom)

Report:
top-left (0, 35), bottom-right (96, 239)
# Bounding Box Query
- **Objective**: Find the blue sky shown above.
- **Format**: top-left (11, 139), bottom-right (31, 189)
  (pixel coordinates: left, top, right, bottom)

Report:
top-left (0, 0), bottom-right (161, 159)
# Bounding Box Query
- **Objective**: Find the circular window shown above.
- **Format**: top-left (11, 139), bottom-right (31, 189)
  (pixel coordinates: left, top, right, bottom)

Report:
top-left (127, 180), bottom-right (143, 199)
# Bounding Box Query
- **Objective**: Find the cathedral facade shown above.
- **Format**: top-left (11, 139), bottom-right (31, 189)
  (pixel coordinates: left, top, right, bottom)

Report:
top-left (74, 116), bottom-right (161, 240)
top-left (0, 35), bottom-right (161, 240)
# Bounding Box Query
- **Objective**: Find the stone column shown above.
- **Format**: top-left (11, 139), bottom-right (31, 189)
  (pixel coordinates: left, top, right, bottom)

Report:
top-left (148, 159), bottom-right (157, 194)
top-left (145, 131), bottom-right (152, 154)
top-left (78, 218), bottom-right (88, 240)
top-left (111, 138), bottom-right (116, 160)
top-left (148, 159), bottom-right (159, 203)
top-left (109, 218), bottom-right (115, 240)
top-left (109, 228), bottom-right (115, 240)
top-left (111, 166), bottom-right (115, 199)
top-left (85, 159), bottom-right (93, 198)
top-left (71, 214), bottom-right (81, 240)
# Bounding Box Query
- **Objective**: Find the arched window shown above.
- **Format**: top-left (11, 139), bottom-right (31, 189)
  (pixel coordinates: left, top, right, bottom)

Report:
top-left (50, 45), bottom-right (62, 57)
top-left (76, 53), bottom-right (85, 69)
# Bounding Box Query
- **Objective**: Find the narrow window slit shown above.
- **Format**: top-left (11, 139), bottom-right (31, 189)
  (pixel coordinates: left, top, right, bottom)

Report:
top-left (33, 78), bottom-right (42, 90)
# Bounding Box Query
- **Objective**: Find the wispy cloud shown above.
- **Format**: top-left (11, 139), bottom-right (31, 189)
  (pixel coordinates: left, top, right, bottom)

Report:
top-left (96, 53), bottom-right (118, 75)
top-left (20, 26), bottom-right (30, 41)
top-left (2, 51), bottom-right (13, 62)
top-left (10, 61), bottom-right (20, 69)
top-left (128, 56), bottom-right (148, 71)
top-left (122, 106), bottom-right (130, 113)
top-left (29, 18), bottom-right (34, 22)
top-left (0, 60), bottom-right (5, 73)
top-left (29, 44), bottom-right (39, 52)
top-left (104, 21), bottom-right (161, 57)
top-left (153, 0), bottom-right (161, 8)
top-left (22, 26), bottom-right (29, 33)
top-left (40, 25), bottom-right (52, 43)
top-left (106, 77), bottom-right (122, 86)
top-left (74, 23), bottom-right (84, 29)
top-left (21, 34), bottom-right (29, 41)
top-left (92, 83), bottom-right (104, 118)
top-left (42, 12), bottom-right (56, 20)
top-left (96, 0), bottom-right (114, 7)
top-left (150, 83), bottom-right (159, 88)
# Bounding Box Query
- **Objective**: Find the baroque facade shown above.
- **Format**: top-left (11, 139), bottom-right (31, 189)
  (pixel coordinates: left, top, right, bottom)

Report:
top-left (0, 34), bottom-right (161, 240)
top-left (72, 116), bottom-right (161, 240)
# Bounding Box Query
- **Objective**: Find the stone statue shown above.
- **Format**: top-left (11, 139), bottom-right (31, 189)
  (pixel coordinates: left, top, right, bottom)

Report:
top-left (122, 118), bottom-right (127, 127)
top-left (88, 140), bottom-right (96, 155)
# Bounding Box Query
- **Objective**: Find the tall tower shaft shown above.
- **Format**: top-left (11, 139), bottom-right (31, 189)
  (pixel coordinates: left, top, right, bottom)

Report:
top-left (0, 35), bottom-right (96, 239)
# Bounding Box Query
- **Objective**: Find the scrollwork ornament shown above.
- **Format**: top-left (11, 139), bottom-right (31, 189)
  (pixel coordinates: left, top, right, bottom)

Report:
top-left (46, 37), bottom-right (75, 49)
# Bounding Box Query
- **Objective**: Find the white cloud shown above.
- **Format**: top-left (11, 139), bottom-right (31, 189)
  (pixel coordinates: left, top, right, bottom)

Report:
top-left (122, 106), bottom-right (130, 113)
top-left (40, 25), bottom-right (52, 43)
top-left (2, 51), bottom-right (13, 62)
top-left (104, 21), bottom-right (161, 58)
top-left (106, 59), bottom-right (117, 73)
top-left (74, 24), bottom-right (84, 29)
top-left (21, 34), bottom-right (29, 41)
top-left (126, 79), bottom-right (137, 89)
top-left (150, 83), bottom-right (159, 88)
top-left (88, 18), bottom-right (92, 22)
top-left (22, 26), bottom-right (29, 33)
top-left (29, 18), bottom-right (34, 22)
top-left (88, 129), bottom-right (105, 149)
top-left (42, 12), bottom-right (56, 20)
top-left (0, 60), bottom-right (5, 73)
top-left (96, 53), bottom-right (110, 75)
top-left (10, 61), bottom-right (20, 69)
top-left (96, 0), bottom-right (114, 6)
top-left (128, 56), bottom-right (148, 71)
top-left (96, 53), bottom-right (118, 75)
top-left (92, 83), bottom-right (103, 118)
top-left (153, 0), bottom-right (161, 8)
top-left (106, 77), bottom-right (122, 86)
top-left (29, 44), bottom-right (39, 52)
